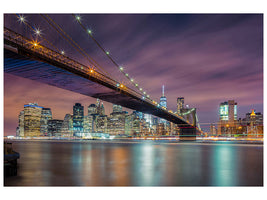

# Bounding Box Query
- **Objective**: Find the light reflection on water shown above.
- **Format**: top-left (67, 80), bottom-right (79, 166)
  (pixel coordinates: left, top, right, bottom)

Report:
top-left (4, 140), bottom-right (263, 186)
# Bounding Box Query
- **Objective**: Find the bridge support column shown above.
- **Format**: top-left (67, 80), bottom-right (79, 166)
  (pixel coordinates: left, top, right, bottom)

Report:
top-left (179, 125), bottom-right (196, 141)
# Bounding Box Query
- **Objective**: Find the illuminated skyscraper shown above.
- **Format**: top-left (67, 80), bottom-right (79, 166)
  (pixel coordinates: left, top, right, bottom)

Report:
top-left (100, 103), bottom-right (105, 116)
top-left (159, 85), bottom-right (167, 108)
top-left (159, 85), bottom-right (167, 125)
top-left (24, 103), bottom-right (43, 137)
top-left (88, 104), bottom-right (97, 115)
top-left (40, 108), bottom-right (52, 135)
top-left (218, 100), bottom-right (237, 135)
top-left (95, 115), bottom-right (108, 133)
top-left (73, 103), bottom-right (84, 136)
top-left (108, 106), bottom-right (127, 135)
top-left (177, 97), bottom-right (184, 115)
top-left (62, 114), bottom-right (73, 137)
top-left (219, 100), bottom-right (237, 122)
top-left (113, 104), bottom-right (123, 113)
top-left (48, 119), bottom-right (63, 137)
top-left (18, 111), bottom-right (24, 137)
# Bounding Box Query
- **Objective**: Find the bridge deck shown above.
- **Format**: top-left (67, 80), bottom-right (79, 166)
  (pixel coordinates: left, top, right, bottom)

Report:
top-left (4, 27), bottom-right (196, 130)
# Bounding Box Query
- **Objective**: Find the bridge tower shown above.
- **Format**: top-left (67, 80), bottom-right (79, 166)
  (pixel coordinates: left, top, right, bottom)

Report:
top-left (179, 107), bottom-right (198, 140)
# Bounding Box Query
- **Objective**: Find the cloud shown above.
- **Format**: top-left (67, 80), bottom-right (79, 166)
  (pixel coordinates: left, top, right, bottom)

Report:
top-left (4, 14), bottom-right (263, 134)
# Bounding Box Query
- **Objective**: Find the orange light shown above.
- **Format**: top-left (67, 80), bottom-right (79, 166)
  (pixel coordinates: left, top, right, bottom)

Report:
top-left (90, 69), bottom-right (94, 73)
top-left (120, 84), bottom-right (124, 88)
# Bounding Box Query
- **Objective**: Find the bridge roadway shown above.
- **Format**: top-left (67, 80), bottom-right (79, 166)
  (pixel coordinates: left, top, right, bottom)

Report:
top-left (4, 27), bottom-right (198, 139)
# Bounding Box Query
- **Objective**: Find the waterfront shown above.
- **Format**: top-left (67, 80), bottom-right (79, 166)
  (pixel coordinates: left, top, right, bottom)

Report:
top-left (4, 139), bottom-right (263, 186)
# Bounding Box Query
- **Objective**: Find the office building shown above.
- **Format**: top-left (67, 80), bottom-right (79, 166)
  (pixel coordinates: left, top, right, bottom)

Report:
top-left (218, 100), bottom-right (237, 136)
top-left (18, 111), bottom-right (24, 137)
top-left (95, 115), bottom-right (108, 133)
top-left (40, 108), bottom-right (52, 135)
top-left (73, 103), bottom-right (84, 136)
top-left (112, 104), bottom-right (123, 113)
top-left (88, 104), bottom-right (97, 115)
top-left (241, 110), bottom-right (263, 138)
top-left (108, 105), bottom-right (127, 135)
top-left (62, 114), bottom-right (73, 137)
top-left (48, 119), bottom-right (63, 137)
top-left (177, 97), bottom-right (184, 115)
top-left (23, 103), bottom-right (43, 137)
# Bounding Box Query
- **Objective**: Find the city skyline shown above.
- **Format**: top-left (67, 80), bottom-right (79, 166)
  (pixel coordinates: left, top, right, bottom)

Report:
top-left (13, 98), bottom-right (263, 138)
top-left (4, 14), bottom-right (263, 135)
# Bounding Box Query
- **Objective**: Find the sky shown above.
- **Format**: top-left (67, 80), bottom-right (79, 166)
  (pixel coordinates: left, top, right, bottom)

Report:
top-left (3, 13), bottom-right (263, 135)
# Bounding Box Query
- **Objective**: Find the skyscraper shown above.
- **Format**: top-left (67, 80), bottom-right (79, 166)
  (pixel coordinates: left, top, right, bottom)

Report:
top-left (95, 115), bottom-right (108, 133)
top-left (159, 85), bottom-right (167, 125)
top-left (48, 119), bottom-right (63, 137)
top-left (40, 108), bottom-right (52, 135)
top-left (73, 103), bottom-right (84, 136)
top-left (88, 104), bottom-right (97, 115)
top-left (62, 114), bottom-right (73, 137)
top-left (18, 111), bottom-right (24, 137)
top-left (108, 106), bottom-right (127, 135)
top-left (113, 104), bottom-right (123, 113)
top-left (23, 103), bottom-right (43, 137)
top-left (218, 100), bottom-right (237, 136)
top-left (100, 103), bottom-right (105, 116)
top-left (159, 85), bottom-right (167, 108)
top-left (177, 97), bottom-right (184, 115)
top-left (219, 100), bottom-right (237, 122)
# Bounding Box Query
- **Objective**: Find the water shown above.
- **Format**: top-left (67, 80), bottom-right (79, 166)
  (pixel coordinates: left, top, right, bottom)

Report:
top-left (4, 140), bottom-right (263, 186)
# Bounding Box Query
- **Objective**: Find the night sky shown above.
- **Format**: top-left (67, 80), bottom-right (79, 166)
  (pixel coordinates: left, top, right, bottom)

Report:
top-left (4, 14), bottom-right (263, 135)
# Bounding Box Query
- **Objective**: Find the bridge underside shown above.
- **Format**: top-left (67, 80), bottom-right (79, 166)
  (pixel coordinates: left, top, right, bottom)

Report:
top-left (4, 48), bottom-right (197, 139)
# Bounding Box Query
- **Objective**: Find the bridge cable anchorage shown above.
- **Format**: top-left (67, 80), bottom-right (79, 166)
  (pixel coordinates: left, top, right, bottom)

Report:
top-left (14, 14), bottom-right (61, 53)
top-left (40, 14), bottom-right (110, 77)
top-left (72, 14), bottom-right (153, 102)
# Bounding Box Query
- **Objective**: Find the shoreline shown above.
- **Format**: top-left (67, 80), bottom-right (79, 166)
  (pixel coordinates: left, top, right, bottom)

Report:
top-left (3, 138), bottom-right (263, 146)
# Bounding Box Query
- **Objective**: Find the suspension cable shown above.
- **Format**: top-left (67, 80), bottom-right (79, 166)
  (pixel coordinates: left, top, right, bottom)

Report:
top-left (72, 14), bottom-right (152, 101)
top-left (40, 14), bottom-right (111, 77)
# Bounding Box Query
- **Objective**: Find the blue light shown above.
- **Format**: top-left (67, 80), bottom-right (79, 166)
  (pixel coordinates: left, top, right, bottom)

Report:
top-left (116, 83), bottom-right (120, 87)
top-left (24, 104), bottom-right (43, 109)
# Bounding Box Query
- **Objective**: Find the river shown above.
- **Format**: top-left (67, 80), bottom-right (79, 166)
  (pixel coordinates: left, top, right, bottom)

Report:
top-left (4, 139), bottom-right (263, 186)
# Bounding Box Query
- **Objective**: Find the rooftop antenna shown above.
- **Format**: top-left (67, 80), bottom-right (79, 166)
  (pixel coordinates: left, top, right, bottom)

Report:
top-left (162, 85), bottom-right (165, 97)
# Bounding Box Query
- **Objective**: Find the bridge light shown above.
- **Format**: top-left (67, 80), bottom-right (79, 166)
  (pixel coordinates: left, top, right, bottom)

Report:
top-left (18, 15), bottom-right (25, 23)
top-left (35, 29), bottom-right (41, 35)
top-left (130, 78), bottom-right (134, 82)
top-left (120, 84), bottom-right (124, 88)
top-left (106, 51), bottom-right (110, 55)
top-left (125, 73), bottom-right (128, 77)
top-left (119, 67), bottom-right (123, 71)
top-left (61, 51), bottom-right (65, 55)
top-left (147, 95), bottom-right (150, 98)
top-left (87, 29), bottom-right (92, 34)
top-left (139, 88), bottom-right (142, 91)
top-left (143, 91), bottom-right (146, 94)
top-left (33, 42), bottom-right (38, 47)
top-left (90, 69), bottom-right (94, 73)
top-left (116, 83), bottom-right (120, 87)
top-left (76, 15), bottom-right (81, 21)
